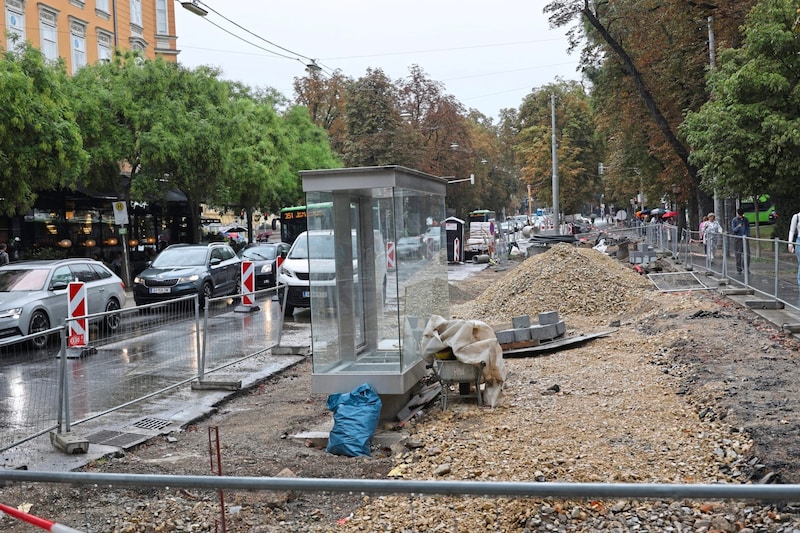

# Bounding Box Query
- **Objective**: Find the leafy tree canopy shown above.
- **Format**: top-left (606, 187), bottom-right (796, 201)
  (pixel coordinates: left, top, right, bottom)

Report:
top-left (0, 43), bottom-right (87, 215)
top-left (682, 0), bottom-right (800, 234)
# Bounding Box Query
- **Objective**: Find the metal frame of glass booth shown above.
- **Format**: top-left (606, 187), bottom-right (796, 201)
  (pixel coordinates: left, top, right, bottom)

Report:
top-left (299, 166), bottom-right (448, 400)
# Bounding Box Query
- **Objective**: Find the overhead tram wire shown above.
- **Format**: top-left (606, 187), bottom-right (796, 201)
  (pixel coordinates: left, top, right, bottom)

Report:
top-left (183, 0), bottom-right (335, 75)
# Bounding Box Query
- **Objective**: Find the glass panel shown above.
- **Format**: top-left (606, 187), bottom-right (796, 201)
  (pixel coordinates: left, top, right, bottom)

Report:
top-left (307, 181), bottom-right (447, 377)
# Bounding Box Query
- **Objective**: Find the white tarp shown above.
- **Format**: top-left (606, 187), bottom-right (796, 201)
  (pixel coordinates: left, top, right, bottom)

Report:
top-left (420, 315), bottom-right (506, 407)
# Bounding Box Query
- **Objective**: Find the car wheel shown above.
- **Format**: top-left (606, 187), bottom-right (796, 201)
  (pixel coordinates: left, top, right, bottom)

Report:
top-left (29, 310), bottom-right (52, 350)
top-left (101, 298), bottom-right (121, 334)
top-left (200, 281), bottom-right (213, 308)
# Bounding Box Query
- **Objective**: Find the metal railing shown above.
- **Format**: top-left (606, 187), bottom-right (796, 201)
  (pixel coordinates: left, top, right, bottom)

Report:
top-left (0, 284), bottom-right (288, 454)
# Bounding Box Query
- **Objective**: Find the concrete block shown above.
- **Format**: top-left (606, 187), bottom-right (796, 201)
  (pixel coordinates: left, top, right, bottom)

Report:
top-left (638, 242), bottom-right (648, 252)
top-left (512, 315), bottom-right (531, 328)
top-left (538, 311), bottom-right (559, 325)
top-left (555, 320), bottom-right (566, 337)
top-left (529, 323), bottom-right (558, 341)
top-left (495, 330), bottom-right (515, 344)
top-left (513, 328), bottom-right (531, 342)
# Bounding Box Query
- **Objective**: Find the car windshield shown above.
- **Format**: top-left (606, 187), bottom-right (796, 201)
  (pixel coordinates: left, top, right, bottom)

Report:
top-left (0, 268), bottom-right (49, 291)
top-left (290, 234), bottom-right (357, 260)
top-left (151, 248), bottom-right (208, 267)
top-left (240, 247), bottom-right (277, 261)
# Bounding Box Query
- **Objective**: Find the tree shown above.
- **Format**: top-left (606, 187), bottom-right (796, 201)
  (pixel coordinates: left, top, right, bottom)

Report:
top-left (682, 0), bottom-right (800, 239)
top-left (0, 43), bottom-right (87, 215)
top-left (545, 0), bottom-right (758, 229)
top-left (515, 81), bottom-right (602, 217)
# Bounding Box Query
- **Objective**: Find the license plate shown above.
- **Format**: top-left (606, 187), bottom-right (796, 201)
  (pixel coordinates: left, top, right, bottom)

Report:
top-left (150, 287), bottom-right (171, 294)
top-left (303, 290), bottom-right (327, 299)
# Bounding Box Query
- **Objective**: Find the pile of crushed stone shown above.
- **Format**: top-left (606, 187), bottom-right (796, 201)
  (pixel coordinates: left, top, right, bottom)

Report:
top-left (451, 243), bottom-right (658, 326)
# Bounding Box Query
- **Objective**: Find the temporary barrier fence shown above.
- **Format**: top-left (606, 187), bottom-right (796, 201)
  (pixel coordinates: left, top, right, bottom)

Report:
top-left (0, 285), bottom-right (290, 454)
top-left (0, 327), bottom-right (64, 453)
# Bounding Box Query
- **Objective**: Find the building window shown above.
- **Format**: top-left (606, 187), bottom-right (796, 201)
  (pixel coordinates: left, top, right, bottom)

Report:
top-left (155, 0), bottom-right (168, 34)
top-left (130, 0), bottom-right (142, 27)
top-left (96, 0), bottom-right (109, 14)
top-left (97, 30), bottom-right (113, 62)
top-left (39, 9), bottom-right (59, 62)
top-left (70, 20), bottom-right (87, 73)
top-left (5, 0), bottom-right (26, 50)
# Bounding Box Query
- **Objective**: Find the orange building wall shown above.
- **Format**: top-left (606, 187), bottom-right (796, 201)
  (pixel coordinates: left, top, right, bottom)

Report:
top-left (0, 0), bottom-right (177, 71)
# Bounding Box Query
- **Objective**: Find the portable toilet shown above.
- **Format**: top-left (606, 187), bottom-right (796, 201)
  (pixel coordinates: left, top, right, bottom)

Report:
top-left (445, 216), bottom-right (465, 263)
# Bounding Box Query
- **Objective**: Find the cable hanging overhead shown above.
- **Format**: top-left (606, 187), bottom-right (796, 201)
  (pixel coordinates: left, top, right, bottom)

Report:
top-left (177, 0), bottom-right (334, 75)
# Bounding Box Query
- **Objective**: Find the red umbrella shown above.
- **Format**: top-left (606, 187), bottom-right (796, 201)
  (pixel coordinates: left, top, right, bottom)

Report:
top-left (662, 211), bottom-right (678, 219)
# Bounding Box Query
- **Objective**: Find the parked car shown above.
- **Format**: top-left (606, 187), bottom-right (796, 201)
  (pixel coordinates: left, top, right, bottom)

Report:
top-left (132, 243), bottom-right (241, 307)
top-left (237, 242), bottom-right (291, 290)
top-left (278, 230), bottom-right (386, 316)
top-left (0, 258), bottom-right (126, 349)
top-left (396, 235), bottom-right (425, 259)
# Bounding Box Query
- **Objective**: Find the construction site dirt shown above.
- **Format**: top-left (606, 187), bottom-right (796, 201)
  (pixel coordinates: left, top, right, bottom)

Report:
top-left (1, 245), bottom-right (800, 532)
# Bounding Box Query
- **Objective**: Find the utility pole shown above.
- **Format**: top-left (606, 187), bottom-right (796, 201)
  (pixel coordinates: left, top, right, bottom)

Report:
top-left (551, 94), bottom-right (560, 233)
top-left (709, 16), bottom-right (723, 221)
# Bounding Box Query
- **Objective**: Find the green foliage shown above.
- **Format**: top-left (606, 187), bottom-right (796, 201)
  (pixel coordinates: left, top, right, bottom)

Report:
top-left (514, 81), bottom-right (602, 215)
top-left (0, 44), bottom-right (87, 215)
top-left (682, 0), bottom-right (800, 218)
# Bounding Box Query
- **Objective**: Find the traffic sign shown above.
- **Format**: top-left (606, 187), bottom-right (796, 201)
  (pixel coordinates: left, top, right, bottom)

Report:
top-left (68, 282), bottom-right (87, 348)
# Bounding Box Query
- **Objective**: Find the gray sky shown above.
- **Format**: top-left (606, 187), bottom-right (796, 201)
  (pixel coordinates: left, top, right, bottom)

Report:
top-left (173, 1), bottom-right (583, 120)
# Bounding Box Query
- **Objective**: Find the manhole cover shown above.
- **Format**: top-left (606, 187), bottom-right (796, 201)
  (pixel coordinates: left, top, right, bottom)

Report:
top-left (132, 417), bottom-right (172, 431)
top-left (85, 430), bottom-right (150, 448)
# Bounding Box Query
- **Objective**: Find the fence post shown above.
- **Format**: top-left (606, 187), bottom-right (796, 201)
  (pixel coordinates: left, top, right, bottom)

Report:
top-left (774, 238), bottom-right (780, 299)
top-left (197, 294), bottom-right (206, 382)
top-left (50, 326), bottom-right (89, 454)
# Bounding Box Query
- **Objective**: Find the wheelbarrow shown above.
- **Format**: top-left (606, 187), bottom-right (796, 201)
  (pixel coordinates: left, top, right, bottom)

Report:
top-left (432, 359), bottom-right (484, 410)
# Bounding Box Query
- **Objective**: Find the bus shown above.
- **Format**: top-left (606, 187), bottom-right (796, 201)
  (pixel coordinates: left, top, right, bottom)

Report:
top-left (465, 209), bottom-right (497, 258)
top-left (274, 204), bottom-right (335, 245)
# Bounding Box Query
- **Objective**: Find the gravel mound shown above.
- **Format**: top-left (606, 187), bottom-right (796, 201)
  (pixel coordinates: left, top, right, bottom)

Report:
top-left (452, 244), bottom-right (656, 327)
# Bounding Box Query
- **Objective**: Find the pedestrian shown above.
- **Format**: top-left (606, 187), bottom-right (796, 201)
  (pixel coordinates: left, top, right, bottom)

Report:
top-left (111, 251), bottom-right (123, 276)
top-left (703, 213), bottom-right (722, 267)
top-left (697, 214), bottom-right (709, 249)
top-left (788, 209), bottom-right (800, 286)
top-left (0, 243), bottom-right (8, 266)
top-left (731, 207), bottom-right (751, 274)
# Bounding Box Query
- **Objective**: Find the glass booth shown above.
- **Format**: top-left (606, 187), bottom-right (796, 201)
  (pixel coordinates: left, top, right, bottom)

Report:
top-left (299, 166), bottom-right (448, 395)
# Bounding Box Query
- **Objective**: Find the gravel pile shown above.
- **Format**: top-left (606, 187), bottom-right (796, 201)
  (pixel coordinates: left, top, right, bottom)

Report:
top-left (451, 244), bottom-right (656, 328)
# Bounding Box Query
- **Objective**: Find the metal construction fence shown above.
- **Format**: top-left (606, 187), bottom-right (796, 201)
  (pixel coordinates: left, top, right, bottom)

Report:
top-left (576, 222), bottom-right (800, 311)
top-left (0, 284), bottom-right (286, 454)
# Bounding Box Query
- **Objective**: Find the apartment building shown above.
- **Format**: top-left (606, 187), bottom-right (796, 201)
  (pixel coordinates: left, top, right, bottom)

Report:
top-left (1, 0), bottom-right (178, 71)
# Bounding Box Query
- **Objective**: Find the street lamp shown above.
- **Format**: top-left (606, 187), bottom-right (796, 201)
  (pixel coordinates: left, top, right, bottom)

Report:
top-left (180, 1), bottom-right (208, 17)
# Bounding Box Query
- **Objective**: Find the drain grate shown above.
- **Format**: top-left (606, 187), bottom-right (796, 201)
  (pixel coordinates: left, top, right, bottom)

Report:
top-left (86, 430), bottom-right (150, 448)
top-left (132, 417), bottom-right (172, 431)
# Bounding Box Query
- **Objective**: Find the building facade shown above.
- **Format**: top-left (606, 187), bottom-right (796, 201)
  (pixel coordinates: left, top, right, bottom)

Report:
top-left (2, 0), bottom-right (178, 71)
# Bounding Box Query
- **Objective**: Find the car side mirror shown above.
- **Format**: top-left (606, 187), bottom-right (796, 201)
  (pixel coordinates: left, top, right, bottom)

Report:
top-left (210, 258), bottom-right (222, 266)
top-left (50, 281), bottom-right (69, 291)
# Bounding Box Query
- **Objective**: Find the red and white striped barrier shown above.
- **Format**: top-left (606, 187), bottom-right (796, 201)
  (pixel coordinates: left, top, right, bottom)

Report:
top-left (241, 261), bottom-right (254, 306)
top-left (0, 502), bottom-right (84, 532)
top-left (453, 237), bottom-right (461, 263)
top-left (67, 282), bottom-right (87, 348)
top-left (235, 260), bottom-right (259, 313)
top-left (386, 241), bottom-right (396, 271)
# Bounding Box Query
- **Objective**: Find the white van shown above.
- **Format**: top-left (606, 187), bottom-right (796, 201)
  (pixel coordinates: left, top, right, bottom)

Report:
top-left (278, 229), bottom-right (386, 316)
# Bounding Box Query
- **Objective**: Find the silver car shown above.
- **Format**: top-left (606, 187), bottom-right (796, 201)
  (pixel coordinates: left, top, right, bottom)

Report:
top-left (0, 258), bottom-right (127, 349)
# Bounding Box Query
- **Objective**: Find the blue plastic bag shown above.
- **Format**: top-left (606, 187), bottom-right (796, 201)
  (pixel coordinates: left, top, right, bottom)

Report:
top-left (326, 383), bottom-right (382, 457)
